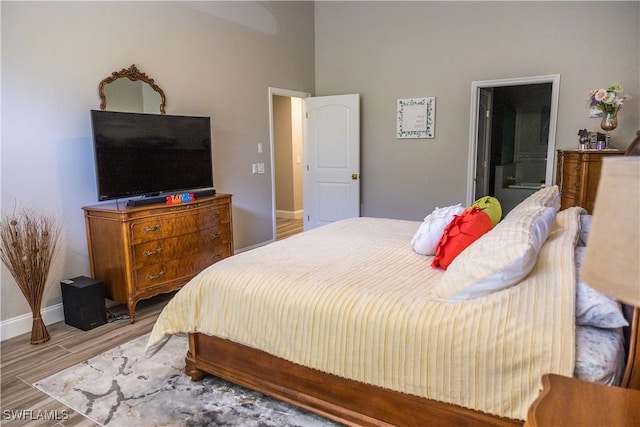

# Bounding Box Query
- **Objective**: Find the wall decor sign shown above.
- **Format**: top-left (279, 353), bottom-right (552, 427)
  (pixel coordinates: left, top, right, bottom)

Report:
top-left (397, 97), bottom-right (435, 139)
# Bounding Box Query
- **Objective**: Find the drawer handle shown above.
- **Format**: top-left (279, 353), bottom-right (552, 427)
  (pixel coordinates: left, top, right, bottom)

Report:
top-left (211, 232), bottom-right (222, 240)
top-left (145, 271), bottom-right (165, 281)
top-left (143, 247), bottom-right (163, 257)
top-left (213, 253), bottom-right (224, 261)
top-left (210, 212), bottom-right (221, 219)
top-left (142, 224), bottom-right (161, 233)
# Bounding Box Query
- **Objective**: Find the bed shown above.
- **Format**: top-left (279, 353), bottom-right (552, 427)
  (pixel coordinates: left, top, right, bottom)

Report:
top-left (145, 187), bottom-right (639, 426)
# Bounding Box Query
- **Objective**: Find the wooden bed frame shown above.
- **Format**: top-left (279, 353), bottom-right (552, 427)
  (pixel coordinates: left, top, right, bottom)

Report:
top-left (184, 307), bottom-right (639, 426)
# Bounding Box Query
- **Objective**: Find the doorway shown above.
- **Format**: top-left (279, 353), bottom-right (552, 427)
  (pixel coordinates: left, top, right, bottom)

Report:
top-left (269, 90), bottom-right (362, 240)
top-left (467, 75), bottom-right (560, 215)
top-left (269, 88), bottom-right (308, 241)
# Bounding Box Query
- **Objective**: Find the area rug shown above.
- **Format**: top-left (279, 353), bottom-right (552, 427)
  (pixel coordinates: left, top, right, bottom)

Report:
top-left (34, 333), bottom-right (340, 427)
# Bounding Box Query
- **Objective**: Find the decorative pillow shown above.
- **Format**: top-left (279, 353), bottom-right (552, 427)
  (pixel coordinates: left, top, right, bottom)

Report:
top-left (574, 246), bottom-right (628, 328)
top-left (506, 185), bottom-right (560, 218)
top-left (411, 204), bottom-right (466, 256)
top-left (470, 196), bottom-right (502, 226)
top-left (433, 205), bottom-right (556, 301)
top-left (431, 207), bottom-right (493, 270)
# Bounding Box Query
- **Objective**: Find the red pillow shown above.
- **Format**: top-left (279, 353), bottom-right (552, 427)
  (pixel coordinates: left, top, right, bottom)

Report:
top-left (431, 207), bottom-right (493, 270)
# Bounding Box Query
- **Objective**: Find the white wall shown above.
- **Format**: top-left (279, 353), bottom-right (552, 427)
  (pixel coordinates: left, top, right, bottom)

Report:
top-left (315, 1), bottom-right (640, 219)
top-left (1, 1), bottom-right (315, 332)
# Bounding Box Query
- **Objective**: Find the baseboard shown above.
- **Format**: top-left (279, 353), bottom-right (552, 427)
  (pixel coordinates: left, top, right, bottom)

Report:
top-left (0, 303), bottom-right (65, 341)
top-left (275, 209), bottom-right (303, 220)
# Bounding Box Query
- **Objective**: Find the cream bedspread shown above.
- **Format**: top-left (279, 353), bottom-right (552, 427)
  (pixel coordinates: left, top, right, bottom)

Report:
top-left (146, 209), bottom-right (580, 420)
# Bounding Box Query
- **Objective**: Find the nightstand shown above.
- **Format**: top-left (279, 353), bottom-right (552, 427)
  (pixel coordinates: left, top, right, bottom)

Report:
top-left (526, 374), bottom-right (640, 426)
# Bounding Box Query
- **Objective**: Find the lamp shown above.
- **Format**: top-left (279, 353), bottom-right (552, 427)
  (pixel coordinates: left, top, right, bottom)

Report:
top-left (581, 156), bottom-right (640, 306)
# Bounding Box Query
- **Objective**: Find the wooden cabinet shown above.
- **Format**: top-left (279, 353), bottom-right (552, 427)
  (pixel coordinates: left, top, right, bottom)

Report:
top-left (556, 149), bottom-right (624, 213)
top-left (83, 194), bottom-right (233, 322)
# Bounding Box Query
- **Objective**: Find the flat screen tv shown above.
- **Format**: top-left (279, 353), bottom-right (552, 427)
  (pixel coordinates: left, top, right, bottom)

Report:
top-left (90, 110), bottom-right (214, 202)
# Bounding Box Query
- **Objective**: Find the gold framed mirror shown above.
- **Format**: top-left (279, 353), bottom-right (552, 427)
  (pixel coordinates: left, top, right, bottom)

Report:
top-left (98, 64), bottom-right (166, 114)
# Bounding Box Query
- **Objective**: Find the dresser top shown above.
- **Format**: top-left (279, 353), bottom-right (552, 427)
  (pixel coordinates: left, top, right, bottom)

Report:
top-left (83, 194), bottom-right (231, 213)
top-left (557, 148), bottom-right (625, 153)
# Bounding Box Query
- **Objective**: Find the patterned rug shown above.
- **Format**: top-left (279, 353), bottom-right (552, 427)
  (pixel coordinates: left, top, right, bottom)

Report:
top-left (34, 333), bottom-right (340, 427)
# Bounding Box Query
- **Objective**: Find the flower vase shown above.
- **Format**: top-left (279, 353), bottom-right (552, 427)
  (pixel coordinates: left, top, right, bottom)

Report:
top-left (600, 109), bottom-right (619, 149)
top-left (600, 110), bottom-right (619, 132)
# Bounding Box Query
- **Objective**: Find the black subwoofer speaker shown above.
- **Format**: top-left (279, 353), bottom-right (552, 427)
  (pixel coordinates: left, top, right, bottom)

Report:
top-left (60, 276), bottom-right (107, 331)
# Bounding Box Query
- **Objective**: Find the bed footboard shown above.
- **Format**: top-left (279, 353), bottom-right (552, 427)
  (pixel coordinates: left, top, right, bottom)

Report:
top-left (185, 333), bottom-right (520, 427)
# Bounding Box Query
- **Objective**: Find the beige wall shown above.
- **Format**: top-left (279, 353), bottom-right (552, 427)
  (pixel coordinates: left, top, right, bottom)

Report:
top-left (274, 95), bottom-right (295, 214)
top-left (315, 1), bottom-right (640, 220)
top-left (1, 1), bottom-right (315, 324)
top-left (274, 96), bottom-right (304, 217)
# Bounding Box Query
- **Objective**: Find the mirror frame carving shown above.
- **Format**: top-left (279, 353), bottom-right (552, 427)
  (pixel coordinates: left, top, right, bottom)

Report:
top-left (98, 64), bottom-right (166, 114)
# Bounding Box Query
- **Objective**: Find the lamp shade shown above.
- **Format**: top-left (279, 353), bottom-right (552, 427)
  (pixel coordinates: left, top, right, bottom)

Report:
top-left (581, 156), bottom-right (640, 306)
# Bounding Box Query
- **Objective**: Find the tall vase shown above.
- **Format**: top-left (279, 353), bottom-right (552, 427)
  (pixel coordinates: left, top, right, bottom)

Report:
top-left (600, 109), bottom-right (619, 149)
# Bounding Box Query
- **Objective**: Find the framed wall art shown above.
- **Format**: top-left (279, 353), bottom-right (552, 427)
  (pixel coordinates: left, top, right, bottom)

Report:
top-left (397, 97), bottom-right (435, 139)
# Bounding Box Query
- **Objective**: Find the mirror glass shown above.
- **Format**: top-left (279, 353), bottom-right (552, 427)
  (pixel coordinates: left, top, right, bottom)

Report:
top-left (103, 79), bottom-right (162, 114)
top-left (99, 64), bottom-right (166, 114)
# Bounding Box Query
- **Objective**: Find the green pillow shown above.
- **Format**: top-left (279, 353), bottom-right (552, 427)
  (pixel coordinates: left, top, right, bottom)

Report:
top-left (470, 196), bottom-right (502, 226)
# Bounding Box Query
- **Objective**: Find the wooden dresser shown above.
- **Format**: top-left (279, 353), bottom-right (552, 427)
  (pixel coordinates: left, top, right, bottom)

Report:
top-left (83, 194), bottom-right (233, 322)
top-left (556, 149), bottom-right (624, 213)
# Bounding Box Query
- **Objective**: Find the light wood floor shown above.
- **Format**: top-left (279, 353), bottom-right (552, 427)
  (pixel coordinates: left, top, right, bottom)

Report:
top-left (276, 217), bottom-right (303, 240)
top-left (0, 294), bottom-right (173, 427)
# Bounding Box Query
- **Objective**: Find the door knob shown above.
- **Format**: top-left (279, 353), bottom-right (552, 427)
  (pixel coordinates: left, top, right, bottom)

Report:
top-left (352, 174), bottom-right (359, 180)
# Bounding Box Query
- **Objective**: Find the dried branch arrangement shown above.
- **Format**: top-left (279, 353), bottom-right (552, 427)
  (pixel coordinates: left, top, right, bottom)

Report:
top-left (0, 208), bottom-right (61, 344)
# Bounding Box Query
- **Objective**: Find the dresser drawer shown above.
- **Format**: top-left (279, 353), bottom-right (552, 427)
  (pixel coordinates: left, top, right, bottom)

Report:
top-left (131, 225), bottom-right (232, 268)
top-left (134, 247), bottom-right (231, 291)
top-left (130, 206), bottom-right (230, 244)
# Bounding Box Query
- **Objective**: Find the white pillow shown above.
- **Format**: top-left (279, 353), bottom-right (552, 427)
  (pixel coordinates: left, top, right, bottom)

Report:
top-left (433, 206), bottom-right (557, 302)
top-left (411, 204), bottom-right (465, 255)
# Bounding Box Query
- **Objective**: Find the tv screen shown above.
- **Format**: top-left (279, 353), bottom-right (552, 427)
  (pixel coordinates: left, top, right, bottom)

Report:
top-left (90, 110), bottom-right (214, 201)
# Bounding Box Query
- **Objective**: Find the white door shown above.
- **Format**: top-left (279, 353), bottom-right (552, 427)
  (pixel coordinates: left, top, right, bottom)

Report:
top-left (304, 94), bottom-right (360, 230)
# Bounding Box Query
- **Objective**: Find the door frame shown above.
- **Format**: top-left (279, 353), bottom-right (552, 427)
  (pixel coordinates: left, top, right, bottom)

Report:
top-left (466, 75), bottom-right (560, 205)
top-left (475, 88), bottom-right (493, 199)
top-left (268, 87), bottom-right (311, 241)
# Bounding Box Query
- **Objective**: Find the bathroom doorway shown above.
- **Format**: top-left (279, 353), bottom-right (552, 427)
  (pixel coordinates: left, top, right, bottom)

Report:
top-left (468, 75), bottom-right (559, 215)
